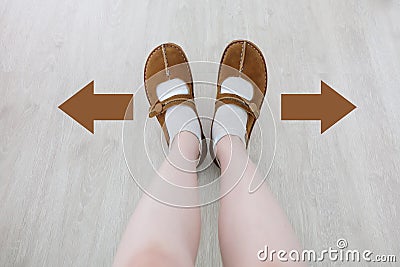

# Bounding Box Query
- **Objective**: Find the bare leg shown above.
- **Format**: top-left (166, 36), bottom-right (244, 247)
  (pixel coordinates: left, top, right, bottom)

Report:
top-left (217, 135), bottom-right (306, 267)
top-left (113, 132), bottom-right (201, 267)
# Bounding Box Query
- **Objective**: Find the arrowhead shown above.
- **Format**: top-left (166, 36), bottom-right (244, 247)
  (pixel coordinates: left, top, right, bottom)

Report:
top-left (320, 81), bottom-right (356, 133)
top-left (58, 81), bottom-right (95, 133)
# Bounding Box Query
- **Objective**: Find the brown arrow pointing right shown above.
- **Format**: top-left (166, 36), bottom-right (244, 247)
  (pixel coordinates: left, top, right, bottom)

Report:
top-left (59, 81), bottom-right (133, 133)
top-left (281, 81), bottom-right (356, 133)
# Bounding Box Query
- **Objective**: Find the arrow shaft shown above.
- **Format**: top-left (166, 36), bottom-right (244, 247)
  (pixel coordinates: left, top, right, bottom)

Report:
top-left (281, 94), bottom-right (322, 120)
top-left (92, 94), bottom-right (133, 120)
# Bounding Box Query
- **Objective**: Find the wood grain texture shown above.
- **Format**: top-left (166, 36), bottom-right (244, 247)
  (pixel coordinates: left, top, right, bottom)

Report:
top-left (1, 0), bottom-right (399, 266)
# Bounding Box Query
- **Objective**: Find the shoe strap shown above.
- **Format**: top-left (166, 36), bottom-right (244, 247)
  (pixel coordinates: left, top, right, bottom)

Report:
top-left (217, 93), bottom-right (260, 119)
top-left (149, 94), bottom-right (194, 118)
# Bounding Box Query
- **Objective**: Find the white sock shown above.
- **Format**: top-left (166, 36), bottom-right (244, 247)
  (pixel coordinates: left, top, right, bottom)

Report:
top-left (212, 77), bottom-right (253, 147)
top-left (156, 78), bottom-right (202, 146)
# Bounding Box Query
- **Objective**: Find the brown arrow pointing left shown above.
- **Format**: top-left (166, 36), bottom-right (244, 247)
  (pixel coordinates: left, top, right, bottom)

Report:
top-left (58, 81), bottom-right (133, 133)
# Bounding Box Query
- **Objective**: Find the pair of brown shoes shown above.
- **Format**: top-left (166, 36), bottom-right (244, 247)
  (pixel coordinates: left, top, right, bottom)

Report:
top-left (144, 40), bottom-right (267, 155)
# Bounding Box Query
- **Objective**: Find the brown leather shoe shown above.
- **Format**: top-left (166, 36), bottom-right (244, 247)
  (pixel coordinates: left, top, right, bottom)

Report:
top-left (213, 40), bottom-right (268, 146)
top-left (144, 43), bottom-right (205, 147)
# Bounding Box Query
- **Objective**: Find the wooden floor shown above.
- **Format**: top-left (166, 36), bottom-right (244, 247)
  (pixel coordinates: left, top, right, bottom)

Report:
top-left (1, 0), bottom-right (400, 266)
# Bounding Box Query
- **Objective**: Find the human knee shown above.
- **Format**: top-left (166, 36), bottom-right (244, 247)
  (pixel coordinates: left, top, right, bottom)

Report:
top-left (170, 131), bottom-right (201, 161)
top-left (215, 135), bottom-right (245, 161)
